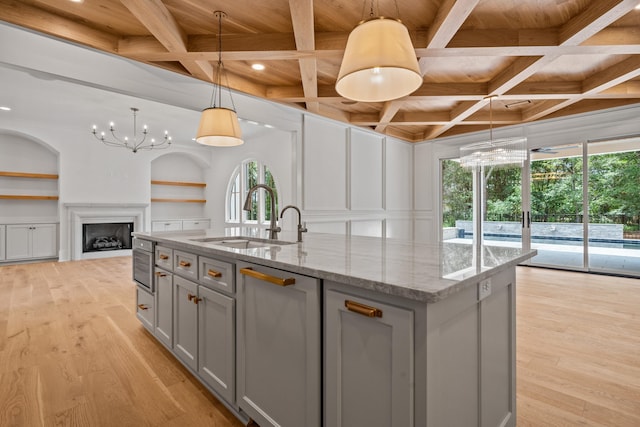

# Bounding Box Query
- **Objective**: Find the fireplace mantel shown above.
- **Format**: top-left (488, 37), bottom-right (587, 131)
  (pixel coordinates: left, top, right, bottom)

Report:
top-left (64, 203), bottom-right (148, 260)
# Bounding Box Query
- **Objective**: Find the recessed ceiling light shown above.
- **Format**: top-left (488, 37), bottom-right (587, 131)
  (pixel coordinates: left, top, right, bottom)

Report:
top-left (70, 0), bottom-right (84, 3)
top-left (636, 2), bottom-right (640, 9)
top-left (0, 106), bottom-right (11, 111)
top-left (264, 124), bottom-right (274, 129)
top-left (251, 63), bottom-right (265, 71)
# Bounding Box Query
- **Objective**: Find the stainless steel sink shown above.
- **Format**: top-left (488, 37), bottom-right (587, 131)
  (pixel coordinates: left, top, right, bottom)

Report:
top-left (189, 236), bottom-right (296, 249)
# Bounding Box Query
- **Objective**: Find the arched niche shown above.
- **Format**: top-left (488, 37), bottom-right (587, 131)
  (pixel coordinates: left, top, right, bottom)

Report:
top-left (0, 130), bottom-right (59, 221)
top-left (150, 152), bottom-right (209, 225)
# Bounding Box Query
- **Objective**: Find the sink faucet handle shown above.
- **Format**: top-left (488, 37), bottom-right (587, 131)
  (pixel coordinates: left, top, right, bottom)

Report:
top-left (300, 222), bottom-right (308, 233)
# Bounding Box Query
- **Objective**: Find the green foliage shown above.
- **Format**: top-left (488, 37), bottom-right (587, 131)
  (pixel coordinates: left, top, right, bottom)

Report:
top-left (442, 149), bottom-right (640, 232)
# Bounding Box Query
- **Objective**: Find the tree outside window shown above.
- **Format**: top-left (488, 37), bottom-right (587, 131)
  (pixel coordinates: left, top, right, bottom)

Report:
top-left (227, 160), bottom-right (279, 226)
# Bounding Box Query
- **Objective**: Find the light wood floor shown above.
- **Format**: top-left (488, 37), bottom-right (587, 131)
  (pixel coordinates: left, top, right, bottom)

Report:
top-left (0, 258), bottom-right (638, 426)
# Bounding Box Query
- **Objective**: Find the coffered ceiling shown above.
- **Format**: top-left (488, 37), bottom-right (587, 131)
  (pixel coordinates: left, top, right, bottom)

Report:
top-left (2, 0), bottom-right (640, 142)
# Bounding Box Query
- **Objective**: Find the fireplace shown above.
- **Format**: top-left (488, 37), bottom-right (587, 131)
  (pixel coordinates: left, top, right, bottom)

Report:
top-left (64, 202), bottom-right (147, 261)
top-left (82, 222), bottom-right (134, 253)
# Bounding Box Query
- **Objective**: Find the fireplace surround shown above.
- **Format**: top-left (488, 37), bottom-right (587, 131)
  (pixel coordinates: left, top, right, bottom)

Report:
top-left (65, 203), bottom-right (147, 260)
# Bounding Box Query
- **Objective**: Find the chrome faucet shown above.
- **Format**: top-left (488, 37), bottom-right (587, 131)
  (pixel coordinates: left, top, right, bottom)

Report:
top-left (280, 205), bottom-right (307, 242)
top-left (243, 184), bottom-right (281, 240)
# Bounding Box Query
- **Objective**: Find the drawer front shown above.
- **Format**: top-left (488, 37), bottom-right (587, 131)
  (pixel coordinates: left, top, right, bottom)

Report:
top-left (155, 245), bottom-right (174, 270)
top-left (151, 220), bottom-right (182, 232)
top-left (199, 256), bottom-right (235, 294)
top-left (174, 250), bottom-right (198, 280)
top-left (182, 219), bottom-right (211, 231)
top-left (136, 287), bottom-right (155, 332)
top-left (133, 238), bottom-right (153, 252)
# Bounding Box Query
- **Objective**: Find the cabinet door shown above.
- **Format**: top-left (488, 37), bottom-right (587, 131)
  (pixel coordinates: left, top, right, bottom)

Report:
top-left (155, 268), bottom-right (173, 348)
top-left (173, 276), bottom-right (198, 370)
top-left (31, 223), bottom-right (57, 258)
top-left (0, 225), bottom-right (5, 260)
top-left (237, 262), bottom-right (321, 427)
top-left (136, 287), bottom-right (155, 332)
top-left (325, 289), bottom-right (414, 427)
top-left (6, 224), bottom-right (31, 260)
top-left (198, 285), bottom-right (235, 404)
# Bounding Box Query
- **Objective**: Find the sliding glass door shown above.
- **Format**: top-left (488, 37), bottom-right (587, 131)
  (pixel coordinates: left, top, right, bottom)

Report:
top-left (586, 137), bottom-right (640, 276)
top-left (441, 136), bottom-right (640, 277)
top-left (528, 143), bottom-right (585, 269)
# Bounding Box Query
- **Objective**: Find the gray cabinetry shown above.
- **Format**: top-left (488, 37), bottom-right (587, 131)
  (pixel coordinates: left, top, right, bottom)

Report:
top-left (174, 250), bottom-right (197, 280)
top-left (0, 225), bottom-right (5, 260)
top-left (173, 266), bottom-right (236, 404)
top-left (173, 275), bottom-right (198, 370)
top-left (154, 268), bottom-right (173, 348)
top-left (136, 287), bottom-right (155, 332)
top-left (236, 262), bottom-right (321, 427)
top-left (155, 245), bottom-right (173, 271)
top-left (324, 287), bottom-right (414, 427)
top-left (198, 285), bottom-right (235, 403)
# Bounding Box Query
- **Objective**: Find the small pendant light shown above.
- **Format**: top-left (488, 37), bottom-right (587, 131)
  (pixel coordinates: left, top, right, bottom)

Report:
top-left (195, 11), bottom-right (243, 147)
top-left (336, 1), bottom-right (422, 103)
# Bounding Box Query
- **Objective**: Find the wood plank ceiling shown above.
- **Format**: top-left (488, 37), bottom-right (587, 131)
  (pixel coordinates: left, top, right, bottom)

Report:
top-left (2, 0), bottom-right (640, 142)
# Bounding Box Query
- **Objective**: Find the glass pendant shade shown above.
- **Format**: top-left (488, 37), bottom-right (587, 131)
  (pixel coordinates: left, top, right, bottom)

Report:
top-left (336, 17), bottom-right (422, 102)
top-left (195, 107), bottom-right (243, 147)
top-left (459, 138), bottom-right (528, 169)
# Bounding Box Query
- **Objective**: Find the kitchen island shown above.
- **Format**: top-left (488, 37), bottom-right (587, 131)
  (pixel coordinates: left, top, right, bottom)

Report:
top-left (132, 228), bottom-right (535, 427)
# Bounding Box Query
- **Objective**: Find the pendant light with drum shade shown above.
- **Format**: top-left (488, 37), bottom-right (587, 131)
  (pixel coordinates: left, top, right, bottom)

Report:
top-left (335, 1), bottom-right (422, 103)
top-left (195, 11), bottom-right (243, 147)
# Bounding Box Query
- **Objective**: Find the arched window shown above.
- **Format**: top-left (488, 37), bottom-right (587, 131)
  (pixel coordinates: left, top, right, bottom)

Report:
top-left (226, 159), bottom-right (279, 225)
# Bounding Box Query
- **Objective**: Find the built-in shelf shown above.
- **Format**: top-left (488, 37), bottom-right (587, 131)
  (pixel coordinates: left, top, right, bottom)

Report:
top-left (0, 171), bottom-right (59, 179)
top-left (151, 198), bottom-right (206, 203)
top-left (0, 195), bottom-right (59, 200)
top-left (151, 180), bottom-right (206, 188)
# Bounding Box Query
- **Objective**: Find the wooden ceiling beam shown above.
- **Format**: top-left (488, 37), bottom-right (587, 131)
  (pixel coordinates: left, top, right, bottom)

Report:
top-left (559, 0), bottom-right (639, 45)
top-left (120, 0), bottom-right (214, 81)
top-left (289, 0), bottom-right (319, 113)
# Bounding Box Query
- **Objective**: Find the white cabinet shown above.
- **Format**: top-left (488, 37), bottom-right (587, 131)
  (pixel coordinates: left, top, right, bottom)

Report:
top-left (183, 219), bottom-right (210, 230)
top-left (236, 262), bottom-right (321, 427)
top-left (0, 225), bottom-right (5, 260)
top-left (324, 288), bottom-right (414, 427)
top-left (154, 268), bottom-right (173, 348)
top-left (5, 223), bottom-right (57, 260)
top-left (151, 220), bottom-right (182, 232)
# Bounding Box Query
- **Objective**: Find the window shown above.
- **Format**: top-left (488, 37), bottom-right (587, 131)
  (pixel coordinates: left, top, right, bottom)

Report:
top-left (227, 160), bottom-right (279, 225)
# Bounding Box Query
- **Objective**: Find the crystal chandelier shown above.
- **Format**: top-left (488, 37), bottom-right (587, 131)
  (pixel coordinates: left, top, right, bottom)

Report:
top-left (459, 96), bottom-right (527, 169)
top-left (195, 11), bottom-right (243, 147)
top-left (92, 107), bottom-right (171, 153)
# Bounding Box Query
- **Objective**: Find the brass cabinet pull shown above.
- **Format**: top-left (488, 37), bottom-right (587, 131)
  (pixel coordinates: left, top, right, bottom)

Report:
top-left (345, 300), bottom-right (383, 318)
top-left (187, 293), bottom-right (195, 301)
top-left (207, 269), bottom-right (222, 278)
top-left (240, 267), bottom-right (295, 287)
top-left (179, 260), bottom-right (191, 267)
top-left (193, 297), bottom-right (202, 305)
top-left (159, 254), bottom-right (169, 260)
top-left (137, 304), bottom-right (149, 311)
top-left (155, 272), bottom-right (167, 277)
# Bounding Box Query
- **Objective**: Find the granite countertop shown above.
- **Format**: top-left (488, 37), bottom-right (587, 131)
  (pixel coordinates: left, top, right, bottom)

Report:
top-left (133, 228), bottom-right (536, 303)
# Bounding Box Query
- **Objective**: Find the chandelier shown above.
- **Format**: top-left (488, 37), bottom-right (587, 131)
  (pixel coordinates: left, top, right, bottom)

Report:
top-left (195, 11), bottom-right (243, 147)
top-left (459, 96), bottom-right (527, 169)
top-left (335, 0), bottom-right (422, 103)
top-left (92, 107), bottom-right (171, 153)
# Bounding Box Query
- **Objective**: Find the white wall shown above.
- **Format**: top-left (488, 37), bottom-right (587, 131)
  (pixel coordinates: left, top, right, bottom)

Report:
top-left (301, 115), bottom-right (414, 240)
